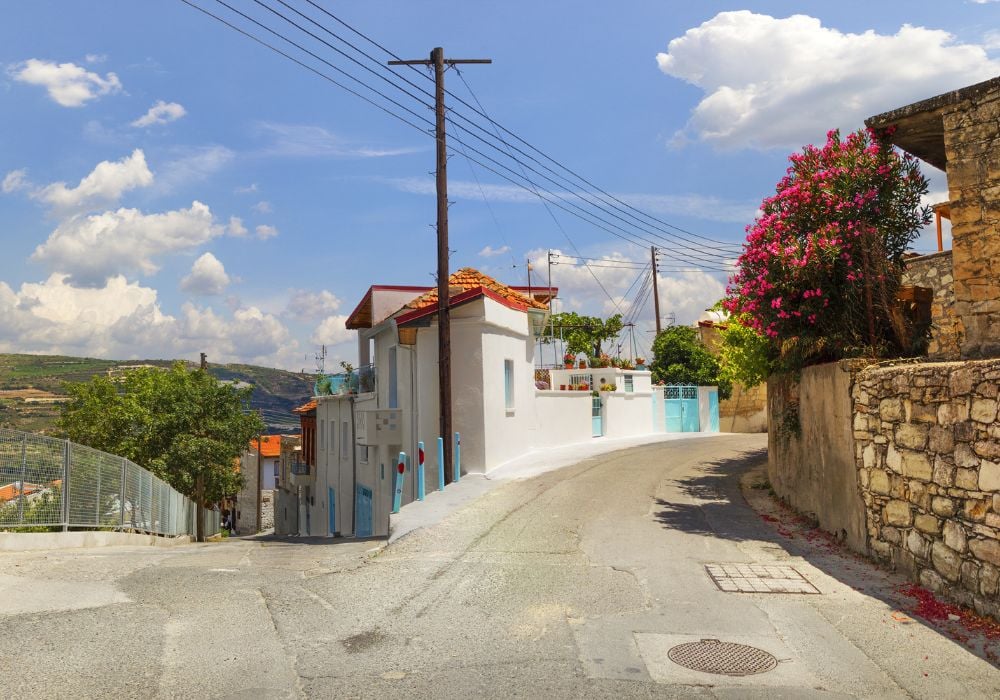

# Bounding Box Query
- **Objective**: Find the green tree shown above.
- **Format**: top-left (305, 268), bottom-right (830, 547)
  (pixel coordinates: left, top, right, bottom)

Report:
top-left (650, 326), bottom-right (732, 399)
top-left (59, 363), bottom-right (263, 541)
top-left (716, 312), bottom-right (773, 390)
top-left (543, 312), bottom-right (624, 358)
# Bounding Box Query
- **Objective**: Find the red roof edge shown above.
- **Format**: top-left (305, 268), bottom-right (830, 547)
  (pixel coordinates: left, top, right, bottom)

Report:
top-left (396, 286), bottom-right (533, 327)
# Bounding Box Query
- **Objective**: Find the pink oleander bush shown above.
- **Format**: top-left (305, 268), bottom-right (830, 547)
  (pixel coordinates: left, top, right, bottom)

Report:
top-left (723, 127), bottom-right (931, 372)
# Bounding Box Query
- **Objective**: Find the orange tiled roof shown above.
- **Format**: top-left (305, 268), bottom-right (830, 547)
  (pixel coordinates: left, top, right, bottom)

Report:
top-left (0, 482), bottom-right (42, 503)
top-left (250, 435), bottom-right (281, 458)
top-left (400, 268), bottom-right (548, 314)
top-left (293, 399), bottom-right (317, 414)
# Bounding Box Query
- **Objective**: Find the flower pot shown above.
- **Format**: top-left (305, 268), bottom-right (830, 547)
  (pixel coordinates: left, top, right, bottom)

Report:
top-left (560, 384), bottom-right (566, 391)
top-left (578, 361), bottom-right (586, 369)
top-left (564, 362), bottom-right (573, 369)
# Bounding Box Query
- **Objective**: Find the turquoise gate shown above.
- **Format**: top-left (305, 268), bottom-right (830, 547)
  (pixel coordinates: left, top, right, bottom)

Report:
top-left (591, 395), bottom-right (603, 437)
top-left (664, 385), bottom-right (700, 432)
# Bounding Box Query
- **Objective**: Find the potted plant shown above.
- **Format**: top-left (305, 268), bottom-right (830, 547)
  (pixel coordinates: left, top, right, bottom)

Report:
top-left (580, 382), bottom-right (589, 391)
top-left (578, 358), bottom-right (587, 369)
top-left (563, 352), bottom-right (574, 369)
top-left (634, 357), bottom-right (646, 369)
top-left (560, 384), bottom-right (567, 391)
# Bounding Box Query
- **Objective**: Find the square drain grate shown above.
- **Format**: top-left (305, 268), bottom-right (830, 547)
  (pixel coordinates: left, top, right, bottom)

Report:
top-left (706, 563), bottom-right (820, 594)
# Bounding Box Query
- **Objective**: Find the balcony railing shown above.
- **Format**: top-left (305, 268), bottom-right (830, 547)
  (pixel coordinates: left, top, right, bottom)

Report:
top-left (315, 363), bottom-right (377, 396)
top-left (291, 460), bottom-right (310, 476)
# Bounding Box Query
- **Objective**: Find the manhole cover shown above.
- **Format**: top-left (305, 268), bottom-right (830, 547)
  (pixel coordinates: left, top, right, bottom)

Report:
top-left (667, 639), bottom-right (778, 676)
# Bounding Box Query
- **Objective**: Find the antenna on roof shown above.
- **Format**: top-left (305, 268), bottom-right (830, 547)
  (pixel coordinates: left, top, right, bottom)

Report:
top-left (315, 345), bottom-right (327, 374)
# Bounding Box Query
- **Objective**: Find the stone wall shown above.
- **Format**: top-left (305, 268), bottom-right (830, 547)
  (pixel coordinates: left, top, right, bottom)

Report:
top-left (852, 359), bottom-right (1000, 618)
top-left (767, 363), bottom-right (868, 553)
top-left (719, 382), bottom-right (767, 433)
top-left (943, 86), bottom-right (1000, 358)
top-left (902, 250), bottom-right (960, 359)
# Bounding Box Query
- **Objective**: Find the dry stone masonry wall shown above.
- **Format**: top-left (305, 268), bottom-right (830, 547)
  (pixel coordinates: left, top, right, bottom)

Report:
top-left (902, 251), bottom-right (960, 359)
top-left (853, 359), bottom-right (1000, 618)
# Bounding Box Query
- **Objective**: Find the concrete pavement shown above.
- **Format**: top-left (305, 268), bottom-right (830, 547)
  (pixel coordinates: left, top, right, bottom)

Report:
top-left (1, 434), bottom-right (998, 698)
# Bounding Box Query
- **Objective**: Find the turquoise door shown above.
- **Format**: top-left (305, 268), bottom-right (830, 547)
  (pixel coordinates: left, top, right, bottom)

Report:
top-left (328, 487), bottom-right (336, 535)
top-left (591, 395), bottom-right (603, 437)
top-left (665, 386), bottom-right (682, 431)
top-left (681, 386), bottom-right (700, 432)
top-left (354, 484), bottom-right (372, 537)
top-left (708, 390), bottom-right (720, 432)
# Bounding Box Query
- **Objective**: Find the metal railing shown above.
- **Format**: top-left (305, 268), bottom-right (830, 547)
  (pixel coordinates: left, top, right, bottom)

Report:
top-left (0, 429), bottom-right (218, 537)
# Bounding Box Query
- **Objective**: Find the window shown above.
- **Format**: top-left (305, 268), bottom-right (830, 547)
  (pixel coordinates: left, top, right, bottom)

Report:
top-left (329, 419), bottom-right (336, 454)
top-left (625, 375), bottom-right (634, 393)
top-left (358, 445), bottom-right (369, 464)
top-left (504, 359), bottom-right (515, 411)
top-left (319, 418), bottom-right (325, 451)
top-left (342, 421), bottom-right (349, 460)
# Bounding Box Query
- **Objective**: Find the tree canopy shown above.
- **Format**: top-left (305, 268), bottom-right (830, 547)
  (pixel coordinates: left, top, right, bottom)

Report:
top-left (59, 363), bottom-right (263, 537)
top-left (650, 326), bottom-right (731, 399)
top-left (724, 127), bottom-right (931, 371)
top-left (542, 312), bottom-right (623, 358)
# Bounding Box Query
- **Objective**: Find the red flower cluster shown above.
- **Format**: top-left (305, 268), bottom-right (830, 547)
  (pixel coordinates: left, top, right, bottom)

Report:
top-left (724, 128), bottom-right (930, 364)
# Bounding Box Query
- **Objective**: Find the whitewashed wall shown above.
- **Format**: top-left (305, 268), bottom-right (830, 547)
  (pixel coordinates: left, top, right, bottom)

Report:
top-left (603, 391), bottom-right (657, 438)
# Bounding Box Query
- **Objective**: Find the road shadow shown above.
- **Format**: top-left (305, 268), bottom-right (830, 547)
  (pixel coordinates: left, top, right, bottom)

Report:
top-left (232, 532), bottom-right (386, 547)
top-left (651, 445), bottom-right (1000, 670)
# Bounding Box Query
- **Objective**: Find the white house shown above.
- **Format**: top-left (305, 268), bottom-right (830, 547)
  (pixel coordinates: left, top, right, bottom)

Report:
top-left (303, 268), bottom-right (716, 538)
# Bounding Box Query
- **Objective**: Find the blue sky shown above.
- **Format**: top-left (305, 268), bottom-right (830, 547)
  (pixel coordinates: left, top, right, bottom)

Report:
top-left (1, 1), bottom-right (998, 369)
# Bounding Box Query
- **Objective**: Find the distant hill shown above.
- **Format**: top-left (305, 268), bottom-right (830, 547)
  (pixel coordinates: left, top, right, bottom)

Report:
top-left (0, 353), bottom-right (314, 435)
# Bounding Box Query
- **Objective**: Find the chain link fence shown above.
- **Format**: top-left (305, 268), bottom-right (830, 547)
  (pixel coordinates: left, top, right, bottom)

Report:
top-left (0, 428), bottom-right (219, 537)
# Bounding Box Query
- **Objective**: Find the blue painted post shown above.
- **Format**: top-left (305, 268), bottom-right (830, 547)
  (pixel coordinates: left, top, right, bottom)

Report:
top-left (454, 432), bottom-right (461, 483)
top-left (437, 437), bottom-right (445, 491)
top-left (417, 441), bottom-right (426, 501)
top-left (391, 452), bottom-right (405, 514)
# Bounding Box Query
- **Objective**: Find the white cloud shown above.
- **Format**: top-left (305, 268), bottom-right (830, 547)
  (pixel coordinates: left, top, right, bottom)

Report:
top-left (235, 183), bottom-right (258, 194)
top-left (286, 289), bottom-right (342, 321)
top-left (657, 12), bottom-right (1000, 150)
top-left (10, 58), bottom-right (122, 107)
top-left (311, 314), bottom-right (354, 346)
top-left (84, 54), bottom-right (107, 64)
top-left (131, 100), bottom-right (187, 127)
top-left (255, 224), bottom-right (278, 240)
top-left (478, 244), bottom-right (511, 258)
top-left (32, 149), bottom-right (152, 213)
top-left (984, 30), bottom-right (1000, 50)
top-left (252, 200), bottom-right (272, 214)
top-left (227, 216), bottom-right (248, 237)
top-left (0, 274), bottom-right (297, 366)
top-left (32, 201), bottom-right (223, 286)
top-left (180, 252), bottom-right (230, 295)
top-left (2, 170), bottom-right (30, 194)
top-left (255, 122), bottom-right (423, 158)
top-left (156, 145), bottom-right (235, 193)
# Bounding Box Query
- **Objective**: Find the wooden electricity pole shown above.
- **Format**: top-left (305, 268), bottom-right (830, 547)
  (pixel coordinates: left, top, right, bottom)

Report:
top-left (651, 246), bottom-right (662, 334)
top-left (389, 48), bottom-right (490, 483)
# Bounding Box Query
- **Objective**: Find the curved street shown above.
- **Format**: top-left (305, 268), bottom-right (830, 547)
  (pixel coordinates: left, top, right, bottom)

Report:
top-left (2, 434), bottom-right (999, 698)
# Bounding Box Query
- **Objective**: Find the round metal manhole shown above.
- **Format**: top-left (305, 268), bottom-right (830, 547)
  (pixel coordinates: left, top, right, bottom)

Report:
top-left (667, 639), bottom-right (778, 677)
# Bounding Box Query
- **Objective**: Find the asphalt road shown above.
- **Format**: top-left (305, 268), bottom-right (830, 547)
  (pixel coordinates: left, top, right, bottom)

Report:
top-left (2, 434), bottom-right (999, 698)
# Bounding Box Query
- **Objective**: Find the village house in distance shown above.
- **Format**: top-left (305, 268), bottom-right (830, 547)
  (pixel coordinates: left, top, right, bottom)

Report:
top-left (274, 268), bottom-right (721, 538)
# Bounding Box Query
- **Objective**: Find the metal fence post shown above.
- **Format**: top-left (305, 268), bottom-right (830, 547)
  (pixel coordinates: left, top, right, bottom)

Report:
top-left (17, 433), bottom-right (27, 525)
top-left (62, 439), bottom-right (71, 531)
top-left (120, 457), bottom-right (127, 529)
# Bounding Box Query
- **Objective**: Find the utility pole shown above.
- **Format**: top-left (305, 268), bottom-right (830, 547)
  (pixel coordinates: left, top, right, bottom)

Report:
top-left (199, 352), bottom-right (207, 370)
top-left (651, 246), bottom-right (661, 335)
top-left (547, 251), bottom-right (555, 366)
top-left (389, 48), bottom-right (491, 483)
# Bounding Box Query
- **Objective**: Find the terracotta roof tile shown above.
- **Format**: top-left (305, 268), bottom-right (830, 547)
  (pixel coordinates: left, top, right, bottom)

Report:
top-left (250, 435), bottom-right (281, 458)
top-left (293, 399), bottom-right (317, 414)
top-left (401, 268), bottom-right (548, 314)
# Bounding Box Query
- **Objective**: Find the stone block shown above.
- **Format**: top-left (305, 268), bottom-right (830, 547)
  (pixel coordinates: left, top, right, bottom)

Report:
top-left (977, 380), bottom-right (999, 399)
top-left (974, 440), bottom-right (1000, 460)
top-left (981, 563), bottom-right (1000, 596)
top-left (915, 513), bottom-right (941, 534)
top-left (879, 398), bottom-right (905, 421)
top-left (907, 529), bottom-right (930, 559)
top-left (950, 368), bottom-right (975, 395)
top-left (962, 561), bottom-right (981, 593)
top-left (933, 458), bottom-right (955, 487)
top-left (932, 541), bottom-right (963, 581)
top-left (943, 520), bottom-right (968, 552)
top-left (853, 413), bottom-right (871, 432)
top-left (910, 402), bottom-right (939, 424)
top-left (971, 398), bottom-right (998, 424)
top-left (886, 443), bottom-right (902, 473)
top-left (964, 499), bottom-right (990, 522)
top-left (955, 443), bottom-right (981, 468)
top-left (927, 426), bottom-right (954, 455)
top-left (986, 513), bottom-right (1000, 529)
top-left (884, 500), bottom-right (913, 527)
top-left (954, 421), bottom-right (976, 443)
top-left (980, 460), bottom-right (1000, 492)
top-left (938, 402), bottom-right (954, 426)
top-left (970, 537), bottom-right (1000, 567)
top-left (901, 451), bottom-right (933, 481)
top-left (862, 444), bottom-right (876, 469)
top-left (896, 423), bottom-right (929, 450)
top-left (882, 526), bottom-right (901, 545)
top-left (932, 496), bottom-right (956, 517)
top-left (869, 470), bottom-right (890, 495)
top-left (952, 400), bottom-right (971, 424)
top-left (957, 468), bottom-right (980, 491)
top-left (871, 539), bottom-right (891, 559)
top-left (920, 568), bottom-right (946, 593)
